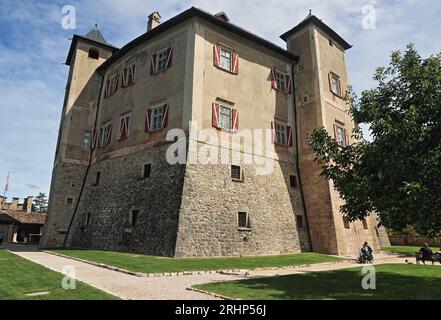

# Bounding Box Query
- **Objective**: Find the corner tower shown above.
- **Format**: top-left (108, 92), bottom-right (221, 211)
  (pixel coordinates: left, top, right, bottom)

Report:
top-left (281, 14), bottom-right (385, 255)
top-left (40, 27), bottom-right (117, 248)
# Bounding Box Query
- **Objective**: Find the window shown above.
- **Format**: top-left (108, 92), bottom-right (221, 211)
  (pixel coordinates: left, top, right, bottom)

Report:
top-left (83, 130), bottom-right (93, 150)
top-left (122, 64), bottom-right (136, 87)
top-left (212, 102), bottom-right (239, 132)
top-left (296, 215), bottom-right (304, 228)
top-left (104, 73), bottom-right (119, 97)
top-left (238, 212), bottom-right (250, 229)
top-left (271, 69), bottom-right (292, 94)
top-left (213, 45), bottom-right (239, 74)
top-left (151, 48), bottom-right (173, 74)
top-left (99, 123), bottom-right (112, 146)
top-left (343, 216), bottom-right (350, 229)
top-left (143, 164), bottom-right (151, 179)
top-left (334, 124), bottom-right (347, 147)
top-left (145, 104), bottom-right (169, 132)
top-left (129, 210), bottom-right (139, 227)
top-left (272, 121), bottom-right (293, 146)
top-left (95, 171), bottom-right (101, 185)
top-left (88, 48), bottom-right (99, 59)
top-left (362, 218), bottom-right (369, 230)
top-left (231, 165), bottom-right (243, 181)
top-left (65, 197), bottom-right (73, 205)
top-left (290, 175), bottom-right (298, 188)
top-left (275, 123), bottom-right (287, 145)
top-left (329, 73), bottom-right (342, 96)
top-left (119, 115), bottom-right (130, 141)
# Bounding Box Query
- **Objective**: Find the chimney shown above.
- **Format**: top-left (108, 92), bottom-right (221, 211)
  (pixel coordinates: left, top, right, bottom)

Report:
top-left (11, 197), bottom-right (19, 210)
top-left (24, 196), bottom-right (33, 213)
top-left (147, 11), bottom-right (161, 31)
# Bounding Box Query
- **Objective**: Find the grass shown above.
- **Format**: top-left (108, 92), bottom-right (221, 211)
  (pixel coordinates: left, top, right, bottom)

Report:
top-left (0, 249), bottom-right (118, 300)
top-left (50, 249), bottom-right (343, 274)
top-left (382, 246), bottom-right (439, 255)
top-left (194, 264), bottom-right (441, 300)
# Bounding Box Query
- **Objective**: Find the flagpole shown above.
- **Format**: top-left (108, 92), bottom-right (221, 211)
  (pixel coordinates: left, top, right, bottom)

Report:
top-left (3, 172), bottom-right (9, 198)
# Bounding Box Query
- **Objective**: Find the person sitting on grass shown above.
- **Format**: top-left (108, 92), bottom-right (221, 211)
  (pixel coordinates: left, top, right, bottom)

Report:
top-left (419, 243), bottom-right (433, 261)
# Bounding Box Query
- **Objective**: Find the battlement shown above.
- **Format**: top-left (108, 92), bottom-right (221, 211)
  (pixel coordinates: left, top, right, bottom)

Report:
top-left (0, 196), bottom-right (33, 213)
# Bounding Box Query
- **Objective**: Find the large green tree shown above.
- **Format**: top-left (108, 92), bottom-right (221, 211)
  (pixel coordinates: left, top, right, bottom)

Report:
top-left (33, 192), bottom-right (48, 213)
top-left (309, 45), bottom-right (441, 236)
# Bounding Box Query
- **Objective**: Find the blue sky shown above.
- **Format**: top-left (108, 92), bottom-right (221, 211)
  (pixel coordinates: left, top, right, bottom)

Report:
top-left (0, 0), bottom-right (440, 200)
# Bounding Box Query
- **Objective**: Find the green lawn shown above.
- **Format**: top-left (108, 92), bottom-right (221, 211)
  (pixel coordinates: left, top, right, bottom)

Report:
top-left (382, 246), bottom-right (439, 255)
top-left (194, 264), bottom-right (441, 300)
top-left (0, 249), bottom-right (118, 300)
top-left (50, 249), bottom-right (343, 274)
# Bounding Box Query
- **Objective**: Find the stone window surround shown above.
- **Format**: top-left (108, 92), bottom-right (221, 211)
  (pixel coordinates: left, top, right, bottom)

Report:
top-left (329, 72), bottom-right (342, 97)
top-left (65, 197), bottom-right (74, 206)
top-left (142, 163), bottom-right (152, 179)
top-left (231, 165), bottom-right (243, 182)
top-left (237, 212), bottom-right (251, 230)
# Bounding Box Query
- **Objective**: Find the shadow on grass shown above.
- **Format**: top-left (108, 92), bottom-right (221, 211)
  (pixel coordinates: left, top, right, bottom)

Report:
top-left (196, 264), bottom-right (441, 300)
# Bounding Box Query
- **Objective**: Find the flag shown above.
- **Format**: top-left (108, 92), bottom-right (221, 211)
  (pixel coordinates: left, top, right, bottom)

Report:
top-left (4, 172), bottom-right (9, 195)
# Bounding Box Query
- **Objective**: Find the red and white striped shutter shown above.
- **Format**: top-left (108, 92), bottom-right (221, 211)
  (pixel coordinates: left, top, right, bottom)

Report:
top-left (232, 52), bottom-right (239, 74)
top-left (328, 73), bottom-right (333, 93)
top-left (132, 64), bottom-right (136, 83)
top-left (333, 124), bottom-right (339, 144)
top-left (271, 121), bottom-right (277, 144)
top-left (145, 109), bottom-right (152, 132)
top-left (212, 103), bottom-right (220, 128)
top-left (286, 75), bottom-right (292, 94)
top-left (161, 104), bottom-right (169, 129)
top-left (150, 54), bottom-right (157, 74)
top-left (213, 45), bottom-right (220, 67)
top-left (338, 79), bottom-right (343, 97)
top-left (114, 74), bottom-right (119, 93)
top-left (122, 68), bottom-right (127, 87)
top-left (231, 108), bottom-right (239, 131)
top-left (107, 124), bottom-right (112, 145)
top-left (271, 69), bottom-right (277, 90)
top-left (119, 118), bottom-right (125, 139)
top-left (166, 48), bottom-right (173, 69)
top-left (287, 126), bottom-right (293, 146)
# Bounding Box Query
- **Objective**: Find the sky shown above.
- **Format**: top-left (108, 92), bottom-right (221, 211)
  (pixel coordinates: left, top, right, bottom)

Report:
top-left (0, 0), bottom-right (440, 201)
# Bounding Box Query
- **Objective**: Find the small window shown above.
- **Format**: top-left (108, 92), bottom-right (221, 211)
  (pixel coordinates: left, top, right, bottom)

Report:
top-left (100, 123), bottom-right (112, 146)
top-left (362, 218), bottom-right (369, 230)
top-left (143, 164), bottom-right (151, 179)
top-left (65, 197), bottom-right (74, 205)
top-left (219, 105), bottom-right (232, 131)
top-left (290, 175), bottom-right (298, 188)
top-left (329, 73), bottom-right (342, 96)
top-left (156, 49), bottom-right (169, 72)
top-left (129, 210), bottom-right (139, 227)
top-left (95, 171), bottom-right (101, 185)
top-left (343, 216), bottom-right (350, 229)
top-left (220, 47), bottom-right (233, 71)
top-left (238, 212), bottom-right (250, 229)
top-left (122, 64), bottom-right (136, 87)
top-left (83, 130), bottom-right (93, 150)
top-left (275, 71), bottom-right (287, 92)
top-left (334, 124), bottom-right (347, 147)
top-left (88, 48), bottom-right (99, 59)
top-left (296, 215), bottom-right (304, 228)
top-left (119, 115), bottom-right (130, 141)
top-left (275, 122), bottom-right (288, 145)
top-left (231, 165), bottom-right (242, 181)
top-left (104, 73), bottom-right (119, 97)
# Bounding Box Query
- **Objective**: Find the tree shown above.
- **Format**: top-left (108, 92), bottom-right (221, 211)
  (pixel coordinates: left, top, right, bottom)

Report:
top-left (309, 45), bottom-right (441, 237)
top-left (33, 192), bottom-right (48, 213)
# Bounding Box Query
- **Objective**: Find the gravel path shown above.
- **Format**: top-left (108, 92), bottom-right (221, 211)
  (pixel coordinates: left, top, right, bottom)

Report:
top-left (5, 245), bottom-right (419, 300)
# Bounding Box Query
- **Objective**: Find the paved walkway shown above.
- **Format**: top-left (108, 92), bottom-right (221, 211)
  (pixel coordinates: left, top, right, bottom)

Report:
top-left (4, 245), bottom-right (416, 300)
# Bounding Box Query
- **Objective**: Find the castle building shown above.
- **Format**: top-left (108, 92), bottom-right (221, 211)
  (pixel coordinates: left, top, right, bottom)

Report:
top-left (40, 7), bottom-right (390, 257)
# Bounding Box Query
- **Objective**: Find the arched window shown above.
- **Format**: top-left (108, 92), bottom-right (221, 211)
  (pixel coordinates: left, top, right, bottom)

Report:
top-left (88, 48), bottom-right (99, 59)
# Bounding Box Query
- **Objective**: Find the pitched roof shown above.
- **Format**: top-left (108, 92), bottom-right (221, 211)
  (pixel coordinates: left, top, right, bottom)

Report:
top-left (0, 210), bottom-right (46, 225)
top-left (84, 27), bottom-right (113, 46)
top-left (280, 14), bottom-right (352, 50)
top-left (97, 7), bottom-right (298, 73)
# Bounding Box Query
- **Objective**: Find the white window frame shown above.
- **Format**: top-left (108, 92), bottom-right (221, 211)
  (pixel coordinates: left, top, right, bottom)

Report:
top-left (83, 130), bottom-right (93, 150)
top-left (218, 103), bottom-right (233, 131)
top-left (219, 47), bottom-right (233, 72)
top-left (275, 70), bottom-right (287, 92)
top-left (275, 121), bottom-right (288, 145)
top-left (150, 104), bottom-right (166, 131)
top-left (155, 48), bottom-right (169, 73)
top-left (335, 124), bottom-right (346, 147)
top-left (330, 73), bottom-right (341, 96)
top-left (100, 122), bottom-right (112, 146)
top-left (123, 64), bottom-right (136, 87)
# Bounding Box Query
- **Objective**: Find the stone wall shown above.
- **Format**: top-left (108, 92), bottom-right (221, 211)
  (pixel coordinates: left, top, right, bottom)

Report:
top-left (67, 143), bottom-right (185, 257)
top-left (389, 235), bottom-right (441, 247)
top-left (175, 146), bottom-right (309, 257)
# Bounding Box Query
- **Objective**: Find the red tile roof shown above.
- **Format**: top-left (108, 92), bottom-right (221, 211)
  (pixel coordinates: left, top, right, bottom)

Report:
top-left (0, 210), bottom-right (46, 225)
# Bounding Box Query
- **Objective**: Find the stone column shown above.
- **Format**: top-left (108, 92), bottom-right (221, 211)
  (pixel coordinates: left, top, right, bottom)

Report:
top-left (7, 224), bottom-right (14, 243)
